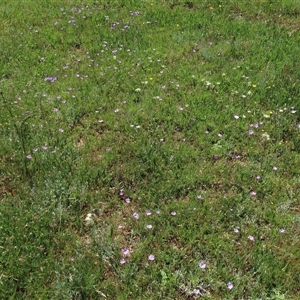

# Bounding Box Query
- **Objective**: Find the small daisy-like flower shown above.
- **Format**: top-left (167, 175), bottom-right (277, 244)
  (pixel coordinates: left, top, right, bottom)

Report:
top-left (156, 210), bottom-right (161, 214)
top-left (234, 115), bottom-right (239, 119)
top-left (279, 228), bottom-right (285, 233)
top-left (273, 166), bottom-right (278, 171)
top-left (148, 254), bottom-right (155, 261)
top-left (247, 129), bottom-right (254, 135)
top-left (227, 282), bottom-right (234, 290)
top-left (234, 227), bottom-right (239, 233)
top-left (26, 154), bottom-right (32, 159)
top-left (146, 224), bottom-right (153, 229)
top-left (146, 210), bottom-right (152, 216)
top-left (250, 190), bottom-right (257, 196)
top-left (171, 211), bottom-right (177, 216)
top-left (59, 128), bottom-right (64, 133)
top-left (120, 258), bottom-right (126, 264)
top-left (197, 195), bottom-right (202, 199)
top-left (199, 261), bottom-right (206, 269)
top-left (114, 108), bottom-right (119, 113)
top-left (248, 235), bottom-right (255, 241)
top-left (256, 175), bottom-right (261, 180)
top-left (133, 212), bottom-right (139, 219)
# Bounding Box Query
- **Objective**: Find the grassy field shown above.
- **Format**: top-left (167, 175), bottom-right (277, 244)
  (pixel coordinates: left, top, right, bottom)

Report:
top-left (1, 0), bottom-right (300, 299)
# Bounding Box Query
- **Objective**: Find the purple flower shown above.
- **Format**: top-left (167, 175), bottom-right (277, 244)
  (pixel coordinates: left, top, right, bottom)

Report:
top-left (26, 154), bottom-right (32, 159)
top-left (148, 254), bottom-right (155, 261)
top-left (44, 76), bottom-right (57, 82)
top-left (133, 212), bottom-right (139, 219)
top-left (279, 228), bottom-right (285, 233)
top-left (227, 282), bottom-right (234, 290)
top-left (247, 129), bottom-right (254, 135)
top-left (250, 190), bottom-right (257, 196)
top-left (120, 258), bottom-right (126, 264)
top-left (248, 235), bottom-right (255, 241)
top-left (193, 289), bottom-right (200, 295)
top-left (199, 261), bottom-right (206, 269)
top-left (125, 197), bottom-right (131, 203)
top-left (122, 248), bottom-right (130, 256)
top-left (146, 210), bottom-right (152, 216)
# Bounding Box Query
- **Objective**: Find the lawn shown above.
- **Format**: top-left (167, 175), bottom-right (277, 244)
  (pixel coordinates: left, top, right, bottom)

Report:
top-left (1, 0), bottom-right (300, 299)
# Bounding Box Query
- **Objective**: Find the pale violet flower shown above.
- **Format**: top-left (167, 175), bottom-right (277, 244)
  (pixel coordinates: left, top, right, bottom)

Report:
top-left (227, 282), bottom-right (234, 290)
top-left (148, 254), bottom-right (155, 261)
top-left (199, 261), bottom-right (206, 269)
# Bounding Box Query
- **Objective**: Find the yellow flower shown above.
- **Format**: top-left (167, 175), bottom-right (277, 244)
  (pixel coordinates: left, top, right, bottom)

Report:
top-left (252, 84), bottom-right (257, 88)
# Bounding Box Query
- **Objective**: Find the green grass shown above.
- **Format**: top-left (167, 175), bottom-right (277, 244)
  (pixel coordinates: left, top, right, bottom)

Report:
top-left (1, 0), bottom-right (300, 299)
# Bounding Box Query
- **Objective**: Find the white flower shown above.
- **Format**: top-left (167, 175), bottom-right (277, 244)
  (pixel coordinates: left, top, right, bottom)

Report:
top-left (261, 132), bottom-right (270, 140)
top-left (85, 213), bottom-right (94, 226)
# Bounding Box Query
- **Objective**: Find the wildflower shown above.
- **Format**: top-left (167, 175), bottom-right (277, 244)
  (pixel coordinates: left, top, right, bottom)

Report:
top-left (85, 213), bottom-right (94, 226)
top-left (199, 261), bottom-right (206, 269)
top-left (234, 227), bottom-right (239, 233)
top-left (133, 212), bottom-right (139, 219)
top-left (273, 166), bottom-right (278, 171)
top-left (125, 197), bottom-right (130, 203)
top-left (148, 254), bottom-right (155, 261)
top-left (44, 76), bottom-right (57, 82)
top-left (146, 224), bottom-right (153, 229)
top-left (261, 132), bottom-right (270, 140)
top-left (146, 210), bottom-right (152, 216)
top-left (279, 228), bottom-right (285, 233)
top-left (247, 130), bottom-right (254, 135)
top-left (227, 282), bottom-right (234, 290)
top-left (59, 128), bottom-right (64, 133)
top-left (26, 154), bottom-right (32, 159)
top-left (250, 190), bottom-right (256, 196)
top-left (193, 289), bottom-right (200, 295)
top-left (135, 88), bottom-right (141, 92)
top-left (233, 115), bottom-right (239, 119)
top-left (120, 258), bottom-right (126, 264)
top-left (171, 211), bottom-right (177, 216)
top-left (197, 195), bottom-right (202, 199)
top-left (114, 108), bottom-right (119, 113)
top-left (156, 210), bottom-right (161, 214)
top-left (248, 235), bottom-right (255, 241)
top-left (122, 248), bottom-right (130, 256)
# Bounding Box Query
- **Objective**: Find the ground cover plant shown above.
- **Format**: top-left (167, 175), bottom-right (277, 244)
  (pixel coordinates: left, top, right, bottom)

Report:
top-left (1, 0), bottom-right (300, 299)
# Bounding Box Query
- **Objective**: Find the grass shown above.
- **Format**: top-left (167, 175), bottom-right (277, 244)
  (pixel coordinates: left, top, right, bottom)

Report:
top-left (1, 0), bottom-right (300, 299)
